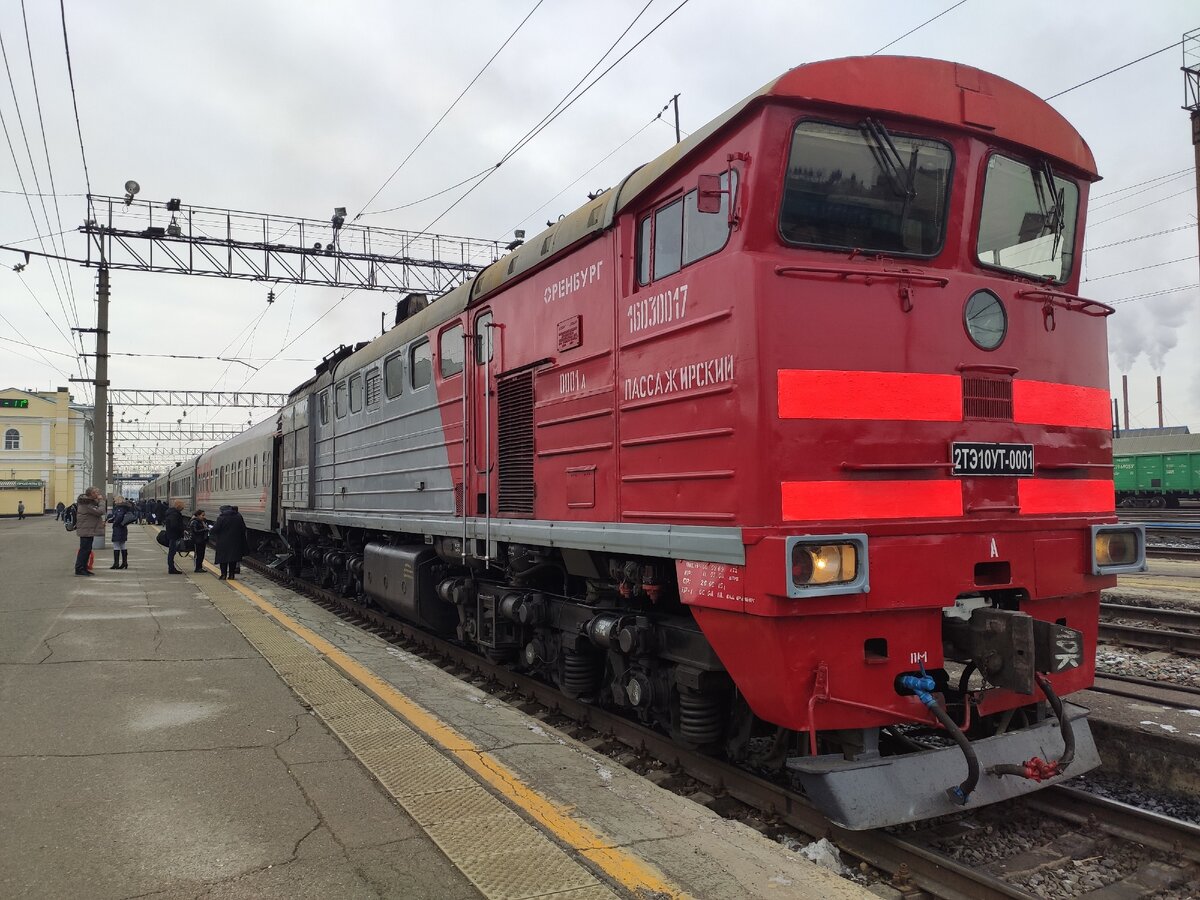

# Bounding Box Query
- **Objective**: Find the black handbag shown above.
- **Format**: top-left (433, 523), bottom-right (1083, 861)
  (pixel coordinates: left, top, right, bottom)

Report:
top-left (156, 531), bottom-right (170, 547)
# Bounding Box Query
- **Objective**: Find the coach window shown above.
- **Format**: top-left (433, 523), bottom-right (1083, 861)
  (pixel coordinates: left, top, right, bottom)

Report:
top-left (334, 381), bottom-right (347, 418)
top-left (253, 454), bottom-right (259, 487)
top-left (440, 324), bottom-right (464, 378)
top-left (319, 390), bottom-right (329, 425)
top-left (349, 374), bottom-right (363, 413)
top-left (475, 312), bottom-right (493, 364)
top-left (384, 353), bottom-right (404, 398)
top-left (779, 120), bottom-right (952, 256)
top-left (411, 339), bottom-right (431, 389)
top-left (977, 154), bottom-right (1079, 283)
top-left (237, 460), bottom-right (243, 490)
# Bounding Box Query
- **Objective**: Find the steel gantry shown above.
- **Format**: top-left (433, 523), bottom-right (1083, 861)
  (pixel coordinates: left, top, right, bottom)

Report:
top-left (109, 390), bottom-right (289, 408)
top-left (82, 195), bottom-right (501, 295)
top-left (113, 423), bottom-right (246, 441)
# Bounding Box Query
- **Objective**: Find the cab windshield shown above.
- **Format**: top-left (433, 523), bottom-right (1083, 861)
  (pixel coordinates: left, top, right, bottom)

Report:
top-left (779, 120), bottom-right (952, 256)
top-left (976, 154), bottom-right (1079, 283)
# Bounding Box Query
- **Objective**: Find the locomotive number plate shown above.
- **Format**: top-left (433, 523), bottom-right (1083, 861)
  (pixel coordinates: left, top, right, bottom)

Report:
top-left (951, 442), bottom-right (1034, 477)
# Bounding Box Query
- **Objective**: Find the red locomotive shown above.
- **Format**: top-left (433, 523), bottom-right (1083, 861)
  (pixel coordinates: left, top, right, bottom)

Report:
top-left (149, 56), bottom-right (1145, 829)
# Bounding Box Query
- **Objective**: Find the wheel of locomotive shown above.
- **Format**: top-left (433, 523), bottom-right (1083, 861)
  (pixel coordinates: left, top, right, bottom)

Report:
top-left (1148, 495), bottom-right (1166, 509)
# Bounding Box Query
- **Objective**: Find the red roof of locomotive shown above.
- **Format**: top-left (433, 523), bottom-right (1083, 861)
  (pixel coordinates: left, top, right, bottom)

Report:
top-left (768, 56), bottom-right (1098, 178)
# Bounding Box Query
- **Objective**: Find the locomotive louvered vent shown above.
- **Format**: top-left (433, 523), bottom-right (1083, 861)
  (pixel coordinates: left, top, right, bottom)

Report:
top-left (497, 370), bottom-right (535, 515)
top-left (962, 376), bottom-right (1013, 420)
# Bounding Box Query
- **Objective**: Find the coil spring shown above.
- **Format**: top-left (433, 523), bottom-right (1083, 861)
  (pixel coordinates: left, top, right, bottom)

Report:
top-left (678, 691), bottom-right (723, 745)
top-left (561, 650), bottom-right (600, 697)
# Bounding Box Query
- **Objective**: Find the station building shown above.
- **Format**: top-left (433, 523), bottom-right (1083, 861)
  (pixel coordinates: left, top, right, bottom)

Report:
top-left (0, 387), bottom-right (93, 516)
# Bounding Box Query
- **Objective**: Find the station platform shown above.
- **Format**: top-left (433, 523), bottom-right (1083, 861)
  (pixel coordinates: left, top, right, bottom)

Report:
top-left (0, 516), bottom-right (868, 899)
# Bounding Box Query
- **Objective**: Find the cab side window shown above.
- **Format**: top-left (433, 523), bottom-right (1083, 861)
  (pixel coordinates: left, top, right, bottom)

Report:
top-left (638, 171), bottom-right (736, 285)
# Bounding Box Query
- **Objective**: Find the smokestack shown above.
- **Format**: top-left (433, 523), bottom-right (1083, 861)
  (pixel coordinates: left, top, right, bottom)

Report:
top-left (1122, 375), bottom-right (1130, 431)
top-left (1157, 375), bottom-right (1164, 428)
top-left (1112, 399), bottom-right (1120, 437)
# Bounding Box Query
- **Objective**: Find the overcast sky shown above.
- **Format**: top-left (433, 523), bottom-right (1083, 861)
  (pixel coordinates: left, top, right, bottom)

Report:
top-left (1, 0), bottom-right (1198, 471)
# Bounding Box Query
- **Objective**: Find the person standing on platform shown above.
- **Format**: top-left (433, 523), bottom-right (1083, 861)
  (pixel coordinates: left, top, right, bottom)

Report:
top-left (210, 504), bottom-right (248, 581)
top-left (17, 500), bottom-right (25, 520)
top-left (73, 487), bottom-right (105, 576)
top-left (108, 499), bottom-right (134, 570)
top-left (55, 501), bottom-right (65, 520)
top-left (163, 500), bottom-right (187, 575)
top-left (189, 509), bottom-right (211, 573)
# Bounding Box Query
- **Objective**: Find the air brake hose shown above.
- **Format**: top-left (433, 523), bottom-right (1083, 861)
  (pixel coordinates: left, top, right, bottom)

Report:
top-left (898, 669), bottom-right (980, 805)
top-left (989, 673), bottom-right (1075, 781)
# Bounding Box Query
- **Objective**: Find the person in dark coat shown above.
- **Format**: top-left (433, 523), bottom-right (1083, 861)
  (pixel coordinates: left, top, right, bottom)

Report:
top-left (189, 509), bottom-right (211, 573)
top-left (163, 500), bottom-right (187, 575)
top-left (55, 501), bottom-right (65, 520)
top-left (73, 488), bottom-right (105, 576)
top-left (107, 499), bottom-right (134, 569)
top-left (210, 504), bottom-right (248, 580)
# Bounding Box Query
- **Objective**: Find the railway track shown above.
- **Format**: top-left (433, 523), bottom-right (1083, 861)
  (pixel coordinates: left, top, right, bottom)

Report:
top-left (1088, 672), bottom-right (1200, 710)
top-left (239, 555), bottom-right (1200, 899)
top-left (1099, 602), bottom-right (1200, 657)
top-left (1146, 544), bottom-right (1200, 561)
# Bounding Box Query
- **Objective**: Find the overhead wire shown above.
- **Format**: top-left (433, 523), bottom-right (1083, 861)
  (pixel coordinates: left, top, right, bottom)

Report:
top-left (1088, 187), bottom-right (1194, 226)
top-left (20, 0), bottom-right (81, 324)
top-left (416, 0), bottom-right (692, 236)
top-left (0, 28), bottom-right (75, 341)
top-left (1043, 38), bottom-right (1184, 101)
top-left (1088, 170), bottom-right (1193, 211)
top-left (509, 116), bottom-right (657, 234)
top-left (1090, 167), bottom-right (1190, 202)
top-left (1085, 223), bottom-right (1196, 253)
top-left (871, 0), bottom-right (970, 55)
top-left (1108, 283), bottom-right (1198, 306)
top-left (1082, 254), bottom-right (1198, 283)
top-left (57, 0), bottom-right (90, 197)
top-left (355, 0), bottom-right (547, 221)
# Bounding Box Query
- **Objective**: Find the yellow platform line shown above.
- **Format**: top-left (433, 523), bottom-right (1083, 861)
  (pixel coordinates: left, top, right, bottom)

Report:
top-left (204, 562), bottom-right (687, 899)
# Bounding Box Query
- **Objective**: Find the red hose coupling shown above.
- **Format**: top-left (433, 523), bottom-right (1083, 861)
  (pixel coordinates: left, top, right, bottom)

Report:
top-left (1020, 756), bottom-right (1061, 782)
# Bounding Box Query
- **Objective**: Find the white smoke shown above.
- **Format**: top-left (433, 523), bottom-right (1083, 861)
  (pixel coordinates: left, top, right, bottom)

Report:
top-left (1109, 311), bottom-right (1146, 372)
top-left (1108, 293), bottom-right (1197, 373)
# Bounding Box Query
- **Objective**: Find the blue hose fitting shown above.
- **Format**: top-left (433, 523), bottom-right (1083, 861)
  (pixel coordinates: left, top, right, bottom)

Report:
top-left (899, 673), bottom-right (938, 708)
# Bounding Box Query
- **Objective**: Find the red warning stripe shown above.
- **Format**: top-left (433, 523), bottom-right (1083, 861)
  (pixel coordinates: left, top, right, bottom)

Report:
top-left (778, 370), bottom-right (961, 421)
top-left (778, 369), bottom-right (1110, 430)
top-left (1012, 380), bottom-right (1111, 430)
top-left (782, 480), bottom-right (964, 521)
top-left (1018, 478), bottom-right (1114, 515)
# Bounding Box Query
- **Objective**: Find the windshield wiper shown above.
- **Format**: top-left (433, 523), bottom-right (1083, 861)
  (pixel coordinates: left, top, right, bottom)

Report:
top-left (1031, 159), bottom-right (1066, 260)
top-left (860, 118), bottom-right (917, 201)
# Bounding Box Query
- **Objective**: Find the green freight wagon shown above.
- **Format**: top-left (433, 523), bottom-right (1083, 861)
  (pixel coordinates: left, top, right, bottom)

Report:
top-left (1113, 450), bottom-right (1200, 507)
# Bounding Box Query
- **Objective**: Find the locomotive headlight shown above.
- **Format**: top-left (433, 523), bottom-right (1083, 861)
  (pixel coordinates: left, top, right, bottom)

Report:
top-left (1090, 525), bottom-right (1146, 575)
top-left (786, 534), bottom-right (869, 598)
